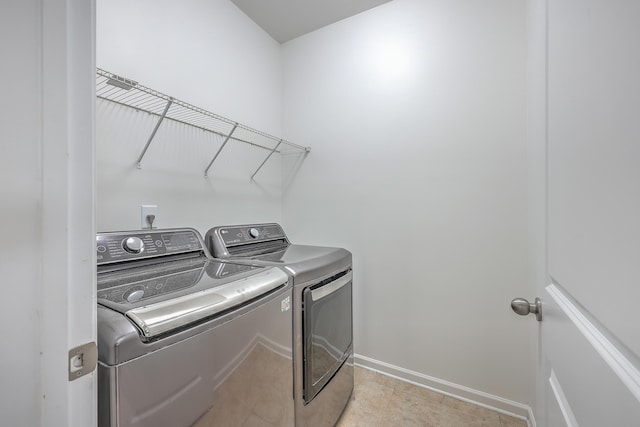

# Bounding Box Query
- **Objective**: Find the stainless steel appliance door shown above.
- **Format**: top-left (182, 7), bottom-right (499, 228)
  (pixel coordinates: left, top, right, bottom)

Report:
top-left (302, 270), bottom-right (353, 404)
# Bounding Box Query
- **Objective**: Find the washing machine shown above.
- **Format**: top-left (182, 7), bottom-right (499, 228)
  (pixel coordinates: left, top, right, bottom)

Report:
top-left (96, 228), bottom-right (294, 427)
top-left (205, 223), bottom-right (353, 427)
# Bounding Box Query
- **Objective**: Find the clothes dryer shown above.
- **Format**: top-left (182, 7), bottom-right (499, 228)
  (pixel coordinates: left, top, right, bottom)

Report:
top-left (205, 223), bottom-right (353, 427)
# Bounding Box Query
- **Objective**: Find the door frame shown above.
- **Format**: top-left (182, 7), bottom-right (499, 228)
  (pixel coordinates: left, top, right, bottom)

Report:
top-left (41, 0), bottom-right (97, 425)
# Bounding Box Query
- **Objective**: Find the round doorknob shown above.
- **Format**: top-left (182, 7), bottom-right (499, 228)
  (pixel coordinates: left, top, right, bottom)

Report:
top-left (511, 297), bottom-right (542, 321)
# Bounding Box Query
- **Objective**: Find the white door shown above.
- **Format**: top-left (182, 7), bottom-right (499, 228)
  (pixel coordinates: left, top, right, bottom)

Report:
top-left (535, 0), bottom-right (640, 425)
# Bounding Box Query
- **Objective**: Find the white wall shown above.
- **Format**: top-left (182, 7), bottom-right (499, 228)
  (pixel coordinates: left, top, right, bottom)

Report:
top-left (282, 0), bottom-right (534, 405)
top-left (96, 0), bottom-right (285, 234)
top-left (96, 0), bottom-right (536, 409)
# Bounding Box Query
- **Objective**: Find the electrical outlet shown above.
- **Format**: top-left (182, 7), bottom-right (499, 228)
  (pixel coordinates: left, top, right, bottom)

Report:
top-left (141, 205), bottom-right (158, 229)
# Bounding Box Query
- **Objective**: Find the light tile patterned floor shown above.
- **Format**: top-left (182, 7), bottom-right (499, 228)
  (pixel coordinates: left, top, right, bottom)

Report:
top-left (336, 367), bottom-right (528, 427)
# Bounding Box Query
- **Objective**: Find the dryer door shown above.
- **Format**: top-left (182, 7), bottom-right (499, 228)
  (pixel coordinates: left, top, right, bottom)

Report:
top-left (302, 270), bottom-right (353, 404)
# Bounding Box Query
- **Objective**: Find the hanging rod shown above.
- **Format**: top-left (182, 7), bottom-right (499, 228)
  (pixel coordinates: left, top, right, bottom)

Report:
top-left (95, 68), bottom-right (310, 178)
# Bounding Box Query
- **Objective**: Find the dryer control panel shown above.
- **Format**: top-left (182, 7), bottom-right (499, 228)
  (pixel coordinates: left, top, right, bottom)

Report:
top-left (217, 223), bottom-right (286, 246)
top-left (96, 229), bottom-right (203, 265)
top-left (205, 223), bottom-right (291, 258)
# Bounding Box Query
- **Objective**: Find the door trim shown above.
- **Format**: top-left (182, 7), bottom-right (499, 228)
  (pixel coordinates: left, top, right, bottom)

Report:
top-left (546, 282), bottom-right (640, 402)
top-left (548, 369), bottom-right (578, 427)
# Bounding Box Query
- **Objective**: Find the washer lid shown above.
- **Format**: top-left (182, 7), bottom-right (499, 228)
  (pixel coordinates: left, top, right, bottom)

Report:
top-left (98, 257), bottom-right (288, 339)
top-left (125, 267), bottom-right (288, 339)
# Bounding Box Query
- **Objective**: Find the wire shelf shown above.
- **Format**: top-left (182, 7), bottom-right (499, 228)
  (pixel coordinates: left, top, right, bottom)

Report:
top-left (96, 68), bottom-right (310, 178)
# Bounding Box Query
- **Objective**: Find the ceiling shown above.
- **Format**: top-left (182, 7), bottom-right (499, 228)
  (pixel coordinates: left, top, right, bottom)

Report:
top-left (230, 0), bottom-right (393, 43)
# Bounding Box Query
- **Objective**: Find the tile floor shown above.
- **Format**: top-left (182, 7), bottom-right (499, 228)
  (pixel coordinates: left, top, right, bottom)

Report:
top-left (336, 367), bottom-right (528, 427)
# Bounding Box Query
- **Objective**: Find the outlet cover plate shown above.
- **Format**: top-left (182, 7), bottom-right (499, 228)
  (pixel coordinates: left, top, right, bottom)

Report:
top-left (141, 205), bottom-right (158, 229)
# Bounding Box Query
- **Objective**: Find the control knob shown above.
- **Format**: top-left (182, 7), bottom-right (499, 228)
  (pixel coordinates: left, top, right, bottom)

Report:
top-left (248, 228), bottom-right (260, 239)
top-left (123, 236), bottom-right (145, 254)
top-left (123, 286), bottom-right (145, 303)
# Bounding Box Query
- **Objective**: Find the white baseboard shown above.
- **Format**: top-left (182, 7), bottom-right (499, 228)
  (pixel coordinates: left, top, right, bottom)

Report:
top-left (354, 354), bottom-right (536, 427)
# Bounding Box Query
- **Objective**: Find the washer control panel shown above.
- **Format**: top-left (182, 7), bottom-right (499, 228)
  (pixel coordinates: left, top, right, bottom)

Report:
top-left (218, 223), bottom-right (286, 246)
top-left (97, 229), bottom-right (203, 264)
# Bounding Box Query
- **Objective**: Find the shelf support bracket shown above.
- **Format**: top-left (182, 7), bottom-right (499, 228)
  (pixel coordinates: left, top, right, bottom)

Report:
top-left (204, 123), bottom-right (238, 178)
top-left (136, 98), bottom-right (173, 169)
top-left (250, 139), bottom-right (282, 182)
